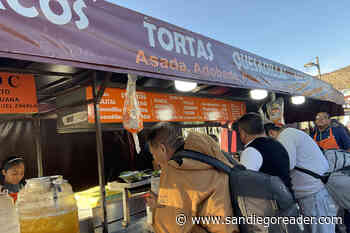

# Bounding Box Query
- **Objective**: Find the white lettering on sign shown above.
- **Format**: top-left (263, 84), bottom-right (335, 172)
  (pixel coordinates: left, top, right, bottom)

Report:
top-left (136, 94), bottom-right (147, 100)
top-left (0, 0), bottom-right (89, 30)
top-left (40, 0), bottom-right (72, 25)
top-left (174, 32), bottom-right (187, 55)
top-left (99, 107), bottom-right (122, 112)
top-left (202, 107), bottom-right (218, 111)
top-left (144, 21), bottom-right (214, 61)
top-left (73, 0), bottom-right (89, 30)
top-left (7, 0), bottom-right (39, 18)
top-left (138, 101), bottom-right (148, 106)
top-left (201, 103), bottom-right (220, 107)
top-left (158, 27), bottom-right (174, 51)
top-left (183, 105), bottom-right (198, 110)
top-left (169, 95), bottom-right (183, 100)
top-left (121, 93), bottom-right (147, 100)
top-left (232, 51), bottom-right (305, 80)
top-left (140, 108), bottom-right (148, 113)
top-left (154, 104), bottom-right (170, 109)
top-left (154, 98), bottom-right (168, 104)
top-left (100, 99), bottom-right (116, 105)
top-left (184, 111), bottom-right (195, 115)
top-left (186, 36), bottom-right (196, 57)
top-left (183, 101), bottom-right (194, 105)
top-left (101, 115), bottom-right (122, 120)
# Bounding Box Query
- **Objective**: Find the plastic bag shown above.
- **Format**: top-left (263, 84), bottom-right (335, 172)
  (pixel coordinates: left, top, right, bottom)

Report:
top-left (123, 74), bottom-right (143, 133)
top-left (123, 74), bottom-right (143, 153)
top-left (266, 97), bottom-right (285, 125)
top-left (258, 107), bottom-right (269, 123)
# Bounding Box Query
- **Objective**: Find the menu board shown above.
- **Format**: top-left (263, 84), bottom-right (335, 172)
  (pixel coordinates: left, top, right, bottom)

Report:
top-left (0, 72), bottom-right (38, 113)
top-left (86, 87), bottom-right (245, 123)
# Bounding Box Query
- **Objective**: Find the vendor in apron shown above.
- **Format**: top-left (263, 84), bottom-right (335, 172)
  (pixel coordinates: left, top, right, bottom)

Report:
top-left (312, 112), bottom-right (350, 233)
top-left (312, 112), bottom-right (350, 152)
top-left (0, 156), bottom-right (25, 202)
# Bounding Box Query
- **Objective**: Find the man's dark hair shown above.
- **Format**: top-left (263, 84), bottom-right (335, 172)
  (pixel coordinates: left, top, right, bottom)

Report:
top-left (147, 122), bottom-right (184, 150)
top-left (237, 112), bottom-right (264, 135)
top-left (264, 123), bottom-right (282, 135)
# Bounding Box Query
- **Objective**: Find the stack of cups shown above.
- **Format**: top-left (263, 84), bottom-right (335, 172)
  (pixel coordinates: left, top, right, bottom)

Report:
top-left (0, 192), bottom-right (20, 233)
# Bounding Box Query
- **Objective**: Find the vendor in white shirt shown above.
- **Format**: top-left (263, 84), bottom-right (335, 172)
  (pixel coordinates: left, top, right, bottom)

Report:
top-left (264, 123), bottom-right (338, 233)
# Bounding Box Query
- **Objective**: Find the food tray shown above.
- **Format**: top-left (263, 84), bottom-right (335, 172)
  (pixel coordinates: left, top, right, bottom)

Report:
top-left (108, 178), bottom-right (151, 190)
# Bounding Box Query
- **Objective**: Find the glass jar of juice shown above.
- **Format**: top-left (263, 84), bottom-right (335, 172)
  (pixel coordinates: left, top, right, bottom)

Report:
top-left (17, 176), bottom-right (80, 233)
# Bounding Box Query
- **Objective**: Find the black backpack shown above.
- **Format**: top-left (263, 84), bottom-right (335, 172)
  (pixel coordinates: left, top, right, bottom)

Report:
top-left (173, 150), bottom-right (307, 233)
top-left (295, 149), bottom-right (350, 210)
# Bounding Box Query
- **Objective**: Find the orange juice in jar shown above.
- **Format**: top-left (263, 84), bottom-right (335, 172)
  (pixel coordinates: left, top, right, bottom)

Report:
top-left (17, 176), bottom-right (80, 233)
top-left (20, 210), bottom-right (79, 233)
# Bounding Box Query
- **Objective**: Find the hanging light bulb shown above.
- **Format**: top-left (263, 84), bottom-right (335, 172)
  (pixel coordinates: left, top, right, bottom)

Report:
top-left (174, 80), bottom-right (197, 92)
top-left (250, 89), bottom-right (268, 100)
top-left (291, 96), bottom-right (306, 105)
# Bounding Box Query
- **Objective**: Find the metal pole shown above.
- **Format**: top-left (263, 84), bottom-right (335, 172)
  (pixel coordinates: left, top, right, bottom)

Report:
top-left (316, 56), bottom-right (321, 79)
top-left (93, 72), bottom-right (109, 233)
top-left (34, 118), bottom-right (43, 177)
top-left (271, 92), bottom-right (276, 102)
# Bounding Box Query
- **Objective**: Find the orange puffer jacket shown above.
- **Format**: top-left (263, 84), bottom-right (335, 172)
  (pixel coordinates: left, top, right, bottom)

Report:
top-left (153, 132), bottom-right (239, 233)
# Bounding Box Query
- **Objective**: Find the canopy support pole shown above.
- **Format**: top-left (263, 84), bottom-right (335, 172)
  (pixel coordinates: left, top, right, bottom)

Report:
top-left (34, 118), bottom-right (43, 177)
top-left (93, 72), bottom-right (109, 233)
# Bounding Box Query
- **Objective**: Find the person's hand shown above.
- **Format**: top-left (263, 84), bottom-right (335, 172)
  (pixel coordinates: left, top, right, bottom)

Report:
top-left (152, 160), bottom-right (161, 170)
top-left (145, 191), bottom-right (164, 209)
top-left (146, 191), bottom-right (158, 209)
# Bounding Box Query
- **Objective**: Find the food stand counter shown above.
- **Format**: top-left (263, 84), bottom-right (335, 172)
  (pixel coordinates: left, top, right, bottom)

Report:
top-left (76, 184), bottom-right (149, 233)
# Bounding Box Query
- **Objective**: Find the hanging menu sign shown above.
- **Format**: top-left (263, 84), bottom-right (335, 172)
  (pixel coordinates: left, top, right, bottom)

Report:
top-left (86, 87), bottom-right (245, 123)
top-left (182, 96), bottom-right (201, 121)
top-left (0, 73), bottom-right (38, 114)
top-left (86, 87), bottom-right (152, 123)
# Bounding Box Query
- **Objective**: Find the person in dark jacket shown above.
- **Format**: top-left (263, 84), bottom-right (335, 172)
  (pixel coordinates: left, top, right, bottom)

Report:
top-left (237, 113), bottom-right (292, 193)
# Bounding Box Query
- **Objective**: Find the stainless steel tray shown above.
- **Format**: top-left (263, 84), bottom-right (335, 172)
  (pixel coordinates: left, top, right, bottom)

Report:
top-left (108, 179), bottom-right (151, 190)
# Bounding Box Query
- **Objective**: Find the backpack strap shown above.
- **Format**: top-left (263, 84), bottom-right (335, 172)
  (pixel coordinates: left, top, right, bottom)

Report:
top-left (222, 151), bottom-right (240, 166)
top-left (295, 167), bottom-right (330, 184)
top-left (172, 149), bottom-right (244, 223)
top-left (172, 150), bottom-right (244, 174)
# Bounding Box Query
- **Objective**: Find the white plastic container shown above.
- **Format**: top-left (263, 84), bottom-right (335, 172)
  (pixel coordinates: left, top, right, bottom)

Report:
top-left (151, 177), bottom-right (160, 195)
top-left (0, 191), bottom-right (20, 233)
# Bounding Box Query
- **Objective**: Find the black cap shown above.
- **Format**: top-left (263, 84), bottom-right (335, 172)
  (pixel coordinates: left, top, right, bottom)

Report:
top-left (264, 122), bottom-right (282, 135)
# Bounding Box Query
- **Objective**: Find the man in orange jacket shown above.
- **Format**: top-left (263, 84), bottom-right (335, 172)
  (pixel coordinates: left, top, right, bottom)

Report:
top-left (146, 123), bottom-right (239, 233)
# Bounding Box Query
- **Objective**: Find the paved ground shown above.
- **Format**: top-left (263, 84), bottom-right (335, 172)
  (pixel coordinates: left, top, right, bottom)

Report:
top-left (94, 213), bottom-right (151, 233)
top-left (113, 214), bottom-right (150, 233)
